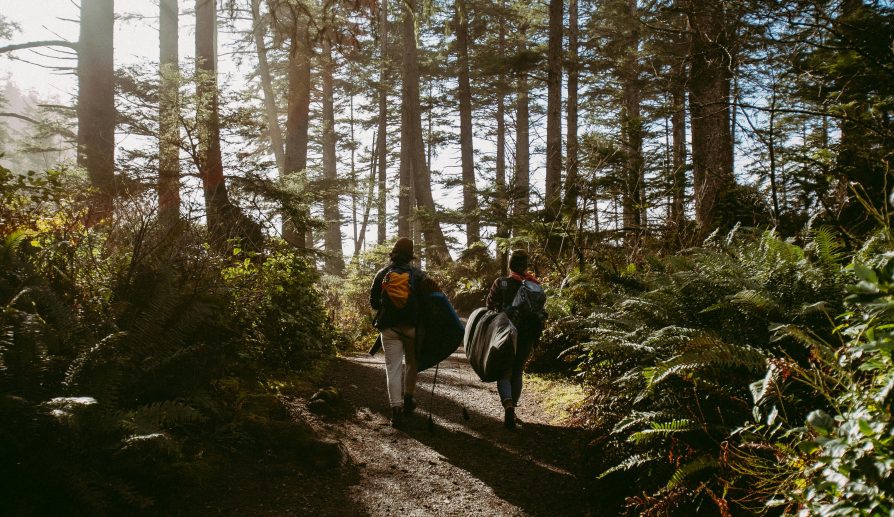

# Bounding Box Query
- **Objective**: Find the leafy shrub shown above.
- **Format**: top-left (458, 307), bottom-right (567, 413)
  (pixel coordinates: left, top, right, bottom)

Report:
top-left (222, 245), bottom-right (339, 371)
top-left (727, 243), bottom-right (894, 515)
top-left (576, 227), bottom-right (850, 514)
top-left (0, 165), bottom-right (339, 513)
top-left (324, 243), bottom-right (391, 351)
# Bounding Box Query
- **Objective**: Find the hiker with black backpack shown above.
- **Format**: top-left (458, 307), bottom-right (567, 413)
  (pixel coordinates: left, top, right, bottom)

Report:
top-left (370, 237), bottom-right (435, 427)
top-left (485, 249), bottom-right (547, 430)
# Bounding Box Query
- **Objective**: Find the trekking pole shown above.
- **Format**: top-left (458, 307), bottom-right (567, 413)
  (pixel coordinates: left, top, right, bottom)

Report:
top-left (427, 363), bottom-right (440, 432)
top-left (461, 363), bottom-right (471, 421)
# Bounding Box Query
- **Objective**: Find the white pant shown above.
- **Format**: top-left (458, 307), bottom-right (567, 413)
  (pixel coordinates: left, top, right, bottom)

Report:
top-left (381, 325), bottom-right (417, 407)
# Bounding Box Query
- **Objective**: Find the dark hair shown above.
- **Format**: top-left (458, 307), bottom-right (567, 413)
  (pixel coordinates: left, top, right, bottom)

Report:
top-left (389, 237), bottom-right (415, 264)
top-left (508, 250), bottom-right (528, 274)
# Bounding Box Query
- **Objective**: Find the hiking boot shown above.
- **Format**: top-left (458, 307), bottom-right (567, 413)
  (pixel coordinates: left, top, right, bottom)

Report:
top-left (403, 395), bottom-right (417, 415)
top-left (504, 405), bottom-right (516, 430)
top-left (391, 406), bottom-right (404, 427)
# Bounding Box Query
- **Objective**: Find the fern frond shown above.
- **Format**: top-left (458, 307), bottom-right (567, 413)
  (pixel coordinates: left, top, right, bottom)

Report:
top-left (771, 324), bottom-right (836, 363)
top-left (749, 363), bottom-right (786, 406)
top-left (613, 411), bottom-right (667, 434)
top-left (729, 289), bottom-right (782, 316)
top-left (667, 455), bottom-right (718, 489)
top-left (628, 419), bottom-right (697, 445)
top-left (122, 400), bottom-right (205, 434)
top-left (649, 337), bottom-right (766, 387)
top-left (584, 339), bottom-right (655, 356)
top-left (810, 226), bottom-right (845, 267)
top-left (642, 326), bottom-right (699, 350)
top-left (121, 431), bottom-right (182, 459)
top-left (598, 453), bottom-right (662, 479)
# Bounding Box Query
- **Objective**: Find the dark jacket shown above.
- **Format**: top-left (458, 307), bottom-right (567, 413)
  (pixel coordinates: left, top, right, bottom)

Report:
top-left (486, 272), bottom-right (540, 312)
top-left (486, 271), bottom-right (544, 340)
top-left (370, 261), bottom-right (428, 328)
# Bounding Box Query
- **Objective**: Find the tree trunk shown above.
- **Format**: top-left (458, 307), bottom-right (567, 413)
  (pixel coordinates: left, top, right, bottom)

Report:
top-left (670, 66), bottom-right (687, 229)
top-left (545, 0), bottom-right (563, 218)
top-left (621, 0), bottom-right (643, 245)
top-left (455, 0), bottom-right (479, 246)
top-left (250, 0), bottom-right (285, 173)
top-left (514, 25), bottom-right (530, 218)
top-left (195, 0), bottom-right (235, 239)
top-left (159, 0), bottom-right (180, 225)
top-left (402, 0), bottom-right (451, 264)
top-left (377, 0), bottom-right (389, 245)
top-left (78, 0), bottom-right (115, 220)
top-left (686, 0), bottom-right (735, 234)
top-left (398, 97), bottom-right (412, 237)
top-left (564, 0), bottom-right (579, 215)
top-left (321, 38), bottom-right (345, 274)
top-left (282, 19), bottom-right (312, 248)
top-left (496, 7), bottom-right (508, 274)
top-left (350, 94), bottom-right (358, 249)
top-left (768, 86), bottom-right (779, 220)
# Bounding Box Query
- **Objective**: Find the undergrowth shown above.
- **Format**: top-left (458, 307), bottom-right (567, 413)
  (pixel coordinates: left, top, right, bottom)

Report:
top-left (0, 164), bottom-right (339, 514)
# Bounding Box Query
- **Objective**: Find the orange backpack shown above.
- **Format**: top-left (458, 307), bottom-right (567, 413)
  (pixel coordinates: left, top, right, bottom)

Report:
top-left (375, 266), bottom-right (419, 328)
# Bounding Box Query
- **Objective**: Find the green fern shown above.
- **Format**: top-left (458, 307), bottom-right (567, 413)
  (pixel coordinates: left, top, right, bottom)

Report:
top-left (667, 455), bottom-right (719, 490)
top-left (628, 419), bottom-right (697, 445)
top-left (810, 226), bottom-right (846, 269)
top-left (613, 411), bottom-right (666, 435)
top-left (122, 400), bottom-right (205, 435)
top-left (771, 324), bottom-right (836, 363)
top-left (648, 336), bottom-right (767, 387)
top-left (729, 289), bottom-right (783, 316)
top-left (598, 453), bottom-right (662, 479)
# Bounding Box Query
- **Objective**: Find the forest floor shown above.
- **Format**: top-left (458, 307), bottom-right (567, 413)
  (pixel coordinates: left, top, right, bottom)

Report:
top-left (176, 351), bottom-right (599, 516)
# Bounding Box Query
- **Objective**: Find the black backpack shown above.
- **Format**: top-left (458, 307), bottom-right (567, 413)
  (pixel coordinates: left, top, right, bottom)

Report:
top-left (501, 277), bottom-right (547, 331)
top-left (375, 265), bottom-right (419, 329)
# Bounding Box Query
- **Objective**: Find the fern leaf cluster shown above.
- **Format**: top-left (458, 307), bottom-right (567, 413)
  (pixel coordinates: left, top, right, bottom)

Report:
top-left (565, 227), bottom-right (856, 514)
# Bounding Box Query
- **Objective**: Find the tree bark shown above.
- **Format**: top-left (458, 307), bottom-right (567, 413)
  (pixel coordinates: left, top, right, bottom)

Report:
top-left (322, 37), bottom-right (345, 274)
top-left (282, 18), bottom-right (311, 248)
top-left (686, 0), bottom-right (735, 234)
top-left (402, 0), bottom-right (451, 264)
top-left (78, 0), bottom-right (115, 220)
top-left (195, 0), bottom-right (235, 239)
top-left (159, 0), bottom-right (180, 225)
top-left (398, 95), bottom-right (412, 237)
top-left (377, 0), bottom-right (389, 245)
top-left (621, 0), bottom-right (643, 244)
top-left (768, 86), bottom-right (779, 220)
top-left (545, 0), bottom-right (563, 217)
top-left (250, 0), bottom-right (285, 173)
top-left (565, 0), bottom-right (579, 215)
top-left (496, 7), bottom-right (509, 273)
top-left (455, 0), bottom-right (479, 246)
top-left (670, 66), bottom-right (687, 229)
top-left (514, 25), bottom-right (530, 218)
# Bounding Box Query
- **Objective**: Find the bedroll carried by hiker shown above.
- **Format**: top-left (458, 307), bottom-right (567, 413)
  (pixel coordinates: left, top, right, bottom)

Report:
top-left (370, 292), bottom-right (464, 373)
top-left (463, 307), bottom-right (517, 382)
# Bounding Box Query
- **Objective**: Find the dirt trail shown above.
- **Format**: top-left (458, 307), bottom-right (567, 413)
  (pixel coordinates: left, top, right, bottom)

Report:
top-left (289, 351), bottom-right (596, 516)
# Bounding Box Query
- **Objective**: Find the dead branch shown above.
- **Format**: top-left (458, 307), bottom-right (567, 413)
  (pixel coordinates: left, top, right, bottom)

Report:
top-left (0, 40), bottom-right (79, 54)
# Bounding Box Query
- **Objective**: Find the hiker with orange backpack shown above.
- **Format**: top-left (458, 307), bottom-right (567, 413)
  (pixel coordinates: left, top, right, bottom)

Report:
top-left (370, 237), bottom-right (436, 427)
top-left (485, 250), bottom-right (547, 430)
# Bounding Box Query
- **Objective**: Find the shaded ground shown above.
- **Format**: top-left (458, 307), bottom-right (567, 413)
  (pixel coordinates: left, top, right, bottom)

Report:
top-left (175, 350), bottom-right (598, 516)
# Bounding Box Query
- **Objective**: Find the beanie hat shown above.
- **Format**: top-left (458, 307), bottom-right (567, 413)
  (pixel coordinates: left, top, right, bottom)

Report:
top-left (390, 237), bottom-right (415, 262)
top-left (508, 249), bottom-right (529, 273)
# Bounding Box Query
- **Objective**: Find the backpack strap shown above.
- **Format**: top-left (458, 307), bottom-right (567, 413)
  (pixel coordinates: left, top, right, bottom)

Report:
top-left (499, 277), bottom-right (511, 311)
